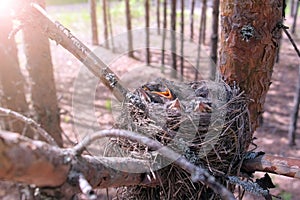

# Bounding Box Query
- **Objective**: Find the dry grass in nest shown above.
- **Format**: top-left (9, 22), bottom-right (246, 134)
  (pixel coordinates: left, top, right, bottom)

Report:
top-left (106, 78), bottom-right (251, 199)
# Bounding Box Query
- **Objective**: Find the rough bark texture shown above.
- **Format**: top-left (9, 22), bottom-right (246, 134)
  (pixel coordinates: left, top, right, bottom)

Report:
top-left (23, 0), bottom-right (63, 146)
top-left (210, 0), bottom-right (220, 80)
top-left (0, 131), bottom-right (149, 189)
top-left (242, 154), bottom-right (300, 179)
top-left (125, 0), bottom-right (134, 58)
top-left (0, 12), bottom-right (30, 136)
top-left (89, 0), bottom-right (99, 45)
top-left (219, 0), bottom-right (283, 132)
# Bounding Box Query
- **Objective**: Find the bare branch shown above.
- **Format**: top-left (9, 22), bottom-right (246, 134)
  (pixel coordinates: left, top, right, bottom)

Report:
top-left (242, 154), bottom-right (300, 179)
top-left (0, 130), bottom-right (155, 189)
top-left (73, 129), bottom-right (236, 200)
top-left (0, 107), bottom-right (58, 146)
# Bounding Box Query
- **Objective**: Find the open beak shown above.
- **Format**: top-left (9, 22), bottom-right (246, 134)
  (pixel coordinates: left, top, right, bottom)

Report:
top-left (151, 88), bottom-right (173, 100)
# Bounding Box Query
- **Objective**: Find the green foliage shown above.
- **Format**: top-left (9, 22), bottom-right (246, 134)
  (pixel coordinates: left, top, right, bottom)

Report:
top-left (105, 100), bottom-right (112, 111)
top-left (280, 191), bottom-right (292, 200)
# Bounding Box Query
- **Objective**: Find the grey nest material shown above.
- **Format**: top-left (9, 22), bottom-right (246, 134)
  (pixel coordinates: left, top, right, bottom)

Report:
top-left (108, 78), bottom-right (251, 199)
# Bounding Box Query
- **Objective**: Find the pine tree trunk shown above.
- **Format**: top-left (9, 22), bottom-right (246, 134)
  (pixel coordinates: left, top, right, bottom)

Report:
top-left (219, 0), bottom-right (283, 133)
top-left (89, 0), bottom-right (99, 45)
top-left (102, 0), bottom-right (109, 48)
top-left (23, 0), bottom-right (63, 146)
top-left (292, 0), bottom-right (299, 34)
top-left (156, 0), bottom-right (161, 35)
top-left (0, 12), bottom-right (30, 136)
top-left (145, 0), bottom-right (150, 65)
top-left (125, 0), bottom-right (134, 58)
top-left (171, 0), bottom-right (177, 78)
top-left (107, 1), bottom-right (115, 52)
top-left (189, 0), bottom-right (195, 41)
top-left (210, 0), bottom-right (219, 80)
top-left (180, 0), bottom-right (184, 80)
top-left (200, 0), bottom-right (207, 44)
top-left (161, 0), bottom-right (167, 69)
top-left (290, 0), bottom-right (295, 17)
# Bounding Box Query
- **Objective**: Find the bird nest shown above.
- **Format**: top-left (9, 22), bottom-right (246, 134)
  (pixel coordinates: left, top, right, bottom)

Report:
top-left (107, 78), bottom-right (251, 199)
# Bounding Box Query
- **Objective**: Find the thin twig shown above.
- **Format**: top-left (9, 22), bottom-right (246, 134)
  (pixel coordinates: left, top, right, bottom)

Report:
top-left (73, 129), bottom-right (235, 200)
top-left (0, 107), bottom-right (58, 146)
top-left (281, 24), bottom-right (300, 57)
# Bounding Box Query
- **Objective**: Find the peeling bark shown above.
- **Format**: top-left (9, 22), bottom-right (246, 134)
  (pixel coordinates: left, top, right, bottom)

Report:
top-left (0, 131), bottom-right (149, 189)
top-left (242, 154), bottom-right (300, 179)
top-left (219, 0), bottom-right (283, 132)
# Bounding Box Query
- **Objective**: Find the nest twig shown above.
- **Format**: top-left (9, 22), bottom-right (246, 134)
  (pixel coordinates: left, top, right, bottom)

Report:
top-left (105, 78), bottom-right (251, 199)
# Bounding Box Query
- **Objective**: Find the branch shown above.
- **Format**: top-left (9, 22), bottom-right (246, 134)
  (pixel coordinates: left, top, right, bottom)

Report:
top-left (0, 107), bottom-right (58, 146)
top-left (73, 129), bottom-right (236, 200)
top-left (0, 130), bottom-right (151, 189)
top-left (242, 154), bottom-right (300, 179)
top-left (20, 3), bottom-right (145, 110)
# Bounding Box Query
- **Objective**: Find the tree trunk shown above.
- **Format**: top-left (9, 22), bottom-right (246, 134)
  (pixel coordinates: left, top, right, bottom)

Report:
top-left (210, 0), bottom-right (219, 80)
top-left (89, 0), bottom-right (99, 45)
top-left (125, 0), bottom-right (134, 58)
top-left (22, 0), bottom-right (63, 146)
top-left (288, 64), bottom-right (300, 146)
top-left (161, 0), bottom-right (167, 69)
top-left (189, 0), bottom-right (195, 41)
top-left (156, 0), bottom-right (161, 35)
top-left (171, 0), bottom-right (177, 78)
top-left (195, 11), bottom-right (202, 81)
top-left (291, 0), bottom-right (299, 34)
top-left (290, 0), bottom-right (295, 17)
top-left (145, 0), bottom-right (150, 65)
top-left (102, 0), bottom-right (109, 48)
top-left (199, 0), bottom-right (207, 44)
top-left (219, 0), bottom-right (283, 133)
top-left (0, 12), bottom-right (30, 136)
top-left (107, 0), bottom-right (115, 52)
top-left (180, 0), bottom-right (184, 81)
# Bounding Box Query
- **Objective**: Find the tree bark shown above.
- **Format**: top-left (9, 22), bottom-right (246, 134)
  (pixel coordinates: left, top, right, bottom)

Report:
top-left (145, 0), bottom-right (150, 65)
top-left (288, 64), bottom-right (300, 146)
top-left (161, 0), bottom-right (167, 69)
top-left (180, 0), bottom-right (184, 81)
top-left (171, 0), bottom-right (177, 78)
top-left (156, 0), bottom-right (161, 35)
top-left (199, 0), bottom-right (207, 44)
top-left (290, 0), bottom-right (295, 17)
top-left (291, 0), bottom-right (299, 34)
top-left (0, 11), bottom-right (30, 135)
top-left (125, 0), bottom-right (134, 58)
top-left (89, 0), bottom-right (99, 45)
top-left (102, 0), bottom-right (109, 48)
top-left (0, 131), bottom-right (149, 189)
top-left (210, 0), bottom-right (219, 80)
top-left (23, 0), bottom-right (63, 146)
top-left (107, 0), bottom-right (115, 52)
top-left (189, 0), bottom-right (195, 41)
top-left (219, 0), bottom-right (283, 133)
